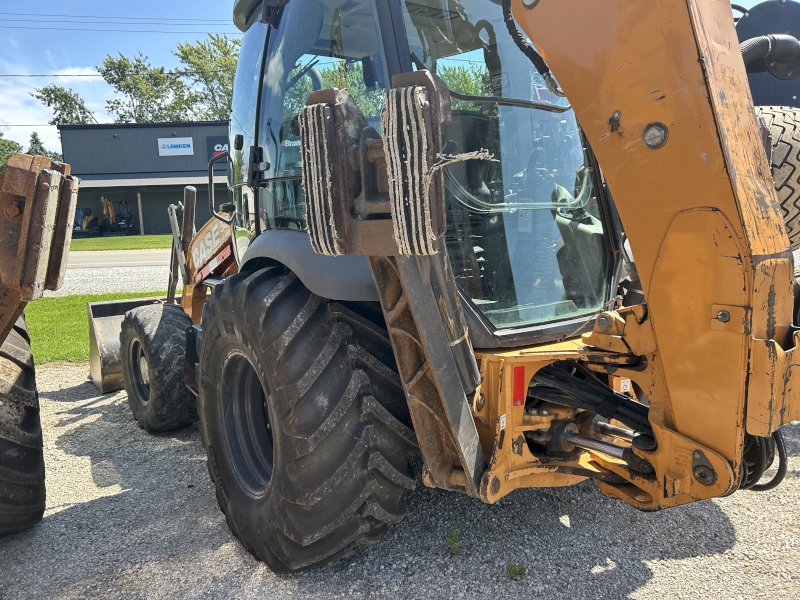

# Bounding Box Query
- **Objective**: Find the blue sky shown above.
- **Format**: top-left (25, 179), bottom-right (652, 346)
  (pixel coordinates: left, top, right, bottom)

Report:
top-left (0, 0), bottom-right (240, 152)
top-left (0, 0), bottom-right (766, 154)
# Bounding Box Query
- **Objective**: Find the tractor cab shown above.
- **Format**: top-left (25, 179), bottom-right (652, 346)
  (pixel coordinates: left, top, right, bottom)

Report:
top-left (230, 0), bottom-right (620, 346)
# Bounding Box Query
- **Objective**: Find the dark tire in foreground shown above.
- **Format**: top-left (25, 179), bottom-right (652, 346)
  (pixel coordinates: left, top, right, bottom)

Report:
top-left (120, 303), bottom-right (197, 433)
top-left (756, 106), bottom-right (800, 248)
top-left (197, 268), bottom-right (416, 572)
top-left (0, 315), bottom-right (45, 535)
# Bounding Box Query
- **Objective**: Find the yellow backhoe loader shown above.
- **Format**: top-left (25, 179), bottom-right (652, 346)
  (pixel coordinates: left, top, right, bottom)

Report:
top-left (86, 0), bottom-right (800, 574)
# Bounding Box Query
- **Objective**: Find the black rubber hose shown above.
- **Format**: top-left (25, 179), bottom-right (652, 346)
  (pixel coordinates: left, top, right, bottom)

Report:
top-left (750, 430), bottom-right (788, 492)
top-left (740, 34), bottom-right (800, 70)
top-left (500, 0), bottom-right (565, 97)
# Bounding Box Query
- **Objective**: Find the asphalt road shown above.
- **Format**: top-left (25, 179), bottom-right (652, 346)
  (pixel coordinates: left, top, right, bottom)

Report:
top-left (67, 249), bottom-right (171, 269)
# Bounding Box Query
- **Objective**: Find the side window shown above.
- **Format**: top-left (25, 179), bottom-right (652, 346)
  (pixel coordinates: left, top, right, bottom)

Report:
top-left (258, 0), bottom-right (389, 231)
top-left (229, 19), bottom-right (268, 246)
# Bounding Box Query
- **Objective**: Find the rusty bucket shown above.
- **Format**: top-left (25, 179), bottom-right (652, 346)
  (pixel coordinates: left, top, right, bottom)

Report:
top-left (87, 297), bottom-right (166, 393)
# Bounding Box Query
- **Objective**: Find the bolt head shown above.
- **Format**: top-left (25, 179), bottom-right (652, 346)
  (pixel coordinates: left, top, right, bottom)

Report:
top-left (633, 493), bottom-right (651, 503)
top-left (522, 0), bottom-right (539, 7)
top-left (716, 310), bottom-right (731, 323)
top-left (4, 202), bottom-right (22, 219)
top-left (693, 465), bottom-right (715, 486)
top-left (490, 476), bottom-right (501, 495)
top-left (596, 313), bottom-right (613, 332)
top-left (475, 393), bottom-right (486, 412)
top-left (642, 122), bottom-right (669, 149)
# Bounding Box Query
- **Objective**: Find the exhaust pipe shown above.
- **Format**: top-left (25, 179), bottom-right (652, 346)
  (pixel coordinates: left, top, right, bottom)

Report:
top-left (741, 34), bottom-right (800, 73)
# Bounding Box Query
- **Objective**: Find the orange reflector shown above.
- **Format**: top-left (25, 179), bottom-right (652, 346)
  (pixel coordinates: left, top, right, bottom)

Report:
top-left (513, 366), bottom-right (525, 406)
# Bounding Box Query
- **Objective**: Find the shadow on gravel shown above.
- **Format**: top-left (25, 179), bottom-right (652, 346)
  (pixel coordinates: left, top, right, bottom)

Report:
top-left (6, 375), bottom-right (798, 599)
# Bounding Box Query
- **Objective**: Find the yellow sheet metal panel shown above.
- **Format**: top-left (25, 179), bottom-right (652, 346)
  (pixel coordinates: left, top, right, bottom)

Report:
top-left (513, 0), bottom-right (794, 462)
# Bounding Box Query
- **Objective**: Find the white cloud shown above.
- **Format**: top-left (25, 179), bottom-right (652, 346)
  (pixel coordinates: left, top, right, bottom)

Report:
top-left (0, 65), bottom-right (112, 154)
top-left (49, 66), bottom-right (100, 83)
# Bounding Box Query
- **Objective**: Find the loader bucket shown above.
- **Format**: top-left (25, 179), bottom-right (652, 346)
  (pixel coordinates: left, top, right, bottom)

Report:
top-left (87, 297), bottom-right (165, 393)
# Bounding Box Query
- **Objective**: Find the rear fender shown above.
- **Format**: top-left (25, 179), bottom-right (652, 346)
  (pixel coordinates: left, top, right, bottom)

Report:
top-left (239, 230), bottom-right (378, 302)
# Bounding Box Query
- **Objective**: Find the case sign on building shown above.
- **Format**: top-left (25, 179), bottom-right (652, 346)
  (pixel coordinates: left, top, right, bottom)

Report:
top-left (158, 137), bottom-right (194, 156)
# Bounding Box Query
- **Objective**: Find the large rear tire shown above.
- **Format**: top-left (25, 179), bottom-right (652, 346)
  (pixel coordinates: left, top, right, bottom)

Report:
top-left (0, 315), bottom-right (45, 535)
top-left (119, 303), bottom-right (197, 433)
top-left (756, 106), bottom-right (800, 248)
top-left (197, 268), bottom-right (416, 572)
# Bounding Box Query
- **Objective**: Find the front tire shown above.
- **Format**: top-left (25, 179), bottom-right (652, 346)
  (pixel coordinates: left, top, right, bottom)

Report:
top-left (119, 303), bottom-right (197, 433)
top-left (197, 268), bottom-right (416, 572)
top-left (0, 316), bottom-right (45, 535)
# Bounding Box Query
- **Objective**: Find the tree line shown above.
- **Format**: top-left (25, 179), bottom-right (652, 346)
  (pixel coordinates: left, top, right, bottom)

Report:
top-left (0, 34), bottom-right (241, 171)
top-left (33, 34), bottom-right (240, 126)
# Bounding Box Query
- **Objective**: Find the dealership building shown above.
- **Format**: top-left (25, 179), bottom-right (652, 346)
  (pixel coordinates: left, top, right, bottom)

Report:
top-left (58, 121), bottom-right (230, 234)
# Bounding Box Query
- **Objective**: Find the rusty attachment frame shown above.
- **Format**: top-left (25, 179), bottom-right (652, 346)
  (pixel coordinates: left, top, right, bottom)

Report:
top-left (298, 71), bottom-right (486, 496)
top-left (0, 153), bottom-right (78, 343)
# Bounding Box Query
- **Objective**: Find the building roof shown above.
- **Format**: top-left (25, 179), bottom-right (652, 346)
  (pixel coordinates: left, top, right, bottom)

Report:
top-left (57, 120), bottom-right (228, 131)
top-left (78, 171), bottom-right (228, 190)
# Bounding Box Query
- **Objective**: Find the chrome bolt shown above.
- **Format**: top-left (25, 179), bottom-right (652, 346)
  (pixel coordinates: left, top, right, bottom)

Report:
top-left (475, 393), bottom-right (486, 412)
top-left (522, 0), bottom-right (540, 7)
top-left (596, 313), bottom-right (614, 332)
top-left (716, 310), bottom-right (731, 323)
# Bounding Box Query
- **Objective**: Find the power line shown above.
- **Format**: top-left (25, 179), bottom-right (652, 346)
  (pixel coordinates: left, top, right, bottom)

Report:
top-left (4, 18), bottom-right (237, 27)
top-left (1, 124), bottom-right (59, 127)
top-left (0, 11), bottom-right (230, 22)
top-left (0, 72), bottom-right (229, 77)
top-left (0, 25), bottom-right (242, 34)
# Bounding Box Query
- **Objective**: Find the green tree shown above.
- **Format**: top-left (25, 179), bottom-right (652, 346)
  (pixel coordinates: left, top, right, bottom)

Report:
top-left (0, 132), bottom-right (23, 172)
top-left (283, 60), bottom-right (385, 117)
top-left (437, 64), bottom-right (491, 111)
top-left (26, 132), bottom-right (62, 162)
top-left (98, 52), bottom-right (196, 123)
top-left (174, 34), bottom-right (241, 121)
top-left (30, 85), bottom-right (97, 125)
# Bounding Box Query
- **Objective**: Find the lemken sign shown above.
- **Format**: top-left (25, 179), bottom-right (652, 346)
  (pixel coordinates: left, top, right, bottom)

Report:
top-left (158, 137), bottom-right (194, 157)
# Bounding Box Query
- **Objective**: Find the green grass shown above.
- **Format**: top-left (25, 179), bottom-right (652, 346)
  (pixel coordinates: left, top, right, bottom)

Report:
top-left (446, 530), bottom-right (461, 556)
top-left (26, 291), bottom-right (166, 364)
top-left (70, 234), bottom-right (172, 252)
top-left (506, 561), bottom-right (528, 581)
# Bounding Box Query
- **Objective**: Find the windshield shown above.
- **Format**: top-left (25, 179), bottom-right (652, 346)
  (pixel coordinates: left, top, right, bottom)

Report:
top-left (257, 0), bottom-right (389, 230)
top-left (401, 0), bottom-right (610, 329)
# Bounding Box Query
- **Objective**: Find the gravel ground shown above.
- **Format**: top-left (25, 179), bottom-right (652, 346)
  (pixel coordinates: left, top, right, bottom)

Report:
top-left (44, 266), bottom-right (171, 297)
top-left (0, 365), bottom-right (798, 599)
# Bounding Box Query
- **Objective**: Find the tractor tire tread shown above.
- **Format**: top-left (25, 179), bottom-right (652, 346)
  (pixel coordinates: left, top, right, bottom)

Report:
top-left (757, 106), bottom-right (800, 249)
top-left (198, 268), bottom-right (415, 572)
top-left (0, 315), bottom-right (45, 535)
top-left (119, 303), bottom-right (197, 433)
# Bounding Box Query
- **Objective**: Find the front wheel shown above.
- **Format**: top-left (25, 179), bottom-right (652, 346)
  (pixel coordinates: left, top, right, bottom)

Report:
top-left (119, 303), bottom-right (197, 433)
top-left (197, 268), bottom-right (416, 572)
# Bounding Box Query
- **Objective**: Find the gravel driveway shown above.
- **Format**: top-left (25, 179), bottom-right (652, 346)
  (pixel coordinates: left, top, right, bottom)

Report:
top-left (0, 364), bottom-right (798, 600)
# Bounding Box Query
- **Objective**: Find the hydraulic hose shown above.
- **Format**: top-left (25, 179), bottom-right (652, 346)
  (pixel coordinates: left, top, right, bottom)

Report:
top-left (501, 0), bottom-right (565, 97)
top-left (749, 430), bottom-right (788, 492)
top-left (740, 34), bottom-right (800, 70)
